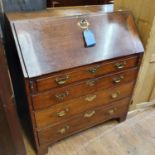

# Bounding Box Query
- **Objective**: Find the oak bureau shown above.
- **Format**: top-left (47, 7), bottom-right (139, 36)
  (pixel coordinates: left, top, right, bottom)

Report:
top-left (6, 6), bottom-right (144, 155)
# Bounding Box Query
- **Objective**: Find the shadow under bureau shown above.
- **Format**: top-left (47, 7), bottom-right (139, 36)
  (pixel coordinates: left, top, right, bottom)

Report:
top-left (6, 9), bottom-right (144, 155)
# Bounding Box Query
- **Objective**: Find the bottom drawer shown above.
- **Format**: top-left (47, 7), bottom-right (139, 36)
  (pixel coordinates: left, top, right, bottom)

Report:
top-left (37, 97), bottom-right (130, 145)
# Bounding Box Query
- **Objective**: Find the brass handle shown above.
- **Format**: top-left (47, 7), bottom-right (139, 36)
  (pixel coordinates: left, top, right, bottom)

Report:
top-left (84, 110), bottom-right (96, 118)
top-left (58, 125), bottom-right (70, 134)
top-left (85, 94), bottom-right (97, 102)
top-left (113, 75), bottom-right (124, 84)
top-left (111, 91), bottom-right (120, 99)
top-left (86, 79), bottom-right (97, 86)
top-left (55, 75), bottom-right (69, 85)
top-left (57, 108), bottom-right (69, 117)
top-left (88, 65), bottom-right (100, 74)
top-left (115, 61), bottom-right (126, 69)
top-left (55, 91), bottom-right (69, 101)
top-left (108, 109), bottom-right (115, 115)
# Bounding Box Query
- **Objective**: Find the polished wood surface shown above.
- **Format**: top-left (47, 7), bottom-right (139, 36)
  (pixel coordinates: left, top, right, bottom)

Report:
top-left (34, 82), bottom-right (134, 128)
top-left (6, 5), bottom-right (114, 21)
top-left (11, 11), bottom-right (143, 78)
top-left (6, 6), bottom-right (144, 155)
top-left (33, 68), bottom-right (137, 110)
top-left (38, 97), bottom-right (130, 145)
top-left (35, 55), bottom-right (138, 92)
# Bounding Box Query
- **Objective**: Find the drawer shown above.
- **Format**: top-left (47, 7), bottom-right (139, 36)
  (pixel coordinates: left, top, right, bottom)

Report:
top-left (37, 97), bottom-right (130, 145)
top-left (34, 82), bottom-right (134, 129)
top-left (35, 55), bottom-right (139, 92)
top-left (32, 68), bottom-right (137, 110)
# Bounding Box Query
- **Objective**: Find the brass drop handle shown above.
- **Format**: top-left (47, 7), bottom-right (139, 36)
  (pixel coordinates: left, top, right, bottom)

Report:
top-left (57, 108), bottom-right (69, 117)
top-left (88, 65), bottom-right (100, 74)
top-left (113, 75), bottom-right (124, 84)
top-left (55, 75), bottom-right (69, 85)
top-left (85, 94), bottom-right (97, 102)
top-left (108, 109), bottom-right (115, 115)
top-left (115, 61), bottom-right (126, 69)
top-left (58, 125), bottom-right (70, 134)
top-left (55, 91), bottom-right (69, 101)
top-left (84, 110), bottom-right (96, 118)
top-left (86, 79), bottom-right (97, 86)
top-left (111, 91), bottom-right (120, 99)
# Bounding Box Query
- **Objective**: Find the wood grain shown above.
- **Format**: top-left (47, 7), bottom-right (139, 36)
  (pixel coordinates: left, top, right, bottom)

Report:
top-left (35, 56), bottom-right (138, 92)
top-left (11, 11), bottom-right (143, 78)
top-left (34, 82), bottom-right (134, 128)
top-left (6, 5), bottom-right (114, 21)
top-left (32, 70), bottom-right (137, 110)
top-left (37, 97), bottom-right (130, 145)
top-left (5, 6), bottom-right (144, 155)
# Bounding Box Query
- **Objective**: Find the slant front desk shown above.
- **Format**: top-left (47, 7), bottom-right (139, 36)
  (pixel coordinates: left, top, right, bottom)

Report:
top-left (6, 7), bottom-right (144, 155)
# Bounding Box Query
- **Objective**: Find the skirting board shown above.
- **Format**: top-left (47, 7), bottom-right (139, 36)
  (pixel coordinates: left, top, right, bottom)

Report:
top-left (136, 101), bottom-right (155, 109)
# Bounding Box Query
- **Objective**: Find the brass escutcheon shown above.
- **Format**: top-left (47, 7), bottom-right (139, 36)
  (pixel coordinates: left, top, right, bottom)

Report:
top-left (55, 91), bottom-right (69, 101)
top-left (86, 79), bottom-right (97, 86)
top-left (88, 65), bottom-right (100, 74)
top-left (77, 19), bottom-right (90, 29)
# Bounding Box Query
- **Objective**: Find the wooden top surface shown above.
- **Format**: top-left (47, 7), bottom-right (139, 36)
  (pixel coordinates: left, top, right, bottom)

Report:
top-left (8, 6), bottom-right (144, 78)
top-left (6, 5), bottom-right (114, 21)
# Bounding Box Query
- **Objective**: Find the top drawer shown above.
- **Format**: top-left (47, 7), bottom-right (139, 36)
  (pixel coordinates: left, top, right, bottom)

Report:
top-left (35, 55), bottom-right (139, 92)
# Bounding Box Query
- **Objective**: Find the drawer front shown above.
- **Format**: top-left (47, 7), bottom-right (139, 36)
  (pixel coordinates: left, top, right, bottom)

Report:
top-left (34, 82), bottom-right (134, 129)
top-left (32, 68), bottom-right (137, 110)
top-left (35, 55), bottom-right (139, 92)
top-left (37, 97), bottom-right (130, 145)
